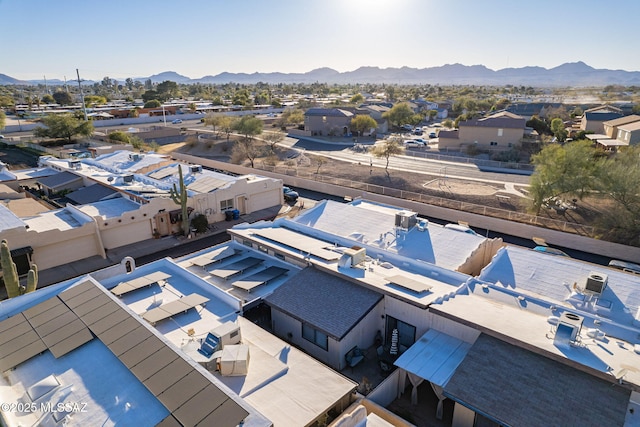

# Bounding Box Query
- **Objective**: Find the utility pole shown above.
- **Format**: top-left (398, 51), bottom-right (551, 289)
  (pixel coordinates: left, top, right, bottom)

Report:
top-left (43, 75), bottom-right (49, 94)
top-left (64, 76), bottom-right (69, 93)
top-left (76, 69), bottom-right (88, 121)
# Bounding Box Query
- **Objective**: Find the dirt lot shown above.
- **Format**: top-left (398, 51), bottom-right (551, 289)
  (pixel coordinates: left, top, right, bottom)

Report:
top-left (0, 145), bottom-right (40, 169)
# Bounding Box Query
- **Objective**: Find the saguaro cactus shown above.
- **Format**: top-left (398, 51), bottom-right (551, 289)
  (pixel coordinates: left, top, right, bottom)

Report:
top-left (1, 239), bottom-right (39, 299)
top-left (170, 165), bottom-right (190, 236)
top-left (1, 239), bottom-right (20, 298)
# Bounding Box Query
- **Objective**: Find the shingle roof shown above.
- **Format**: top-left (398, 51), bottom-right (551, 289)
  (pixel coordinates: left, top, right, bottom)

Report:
top-left (460, 115), bottom-right (526, 129)
top-left (37, 171), bottom-right (82, 190)
top-left (603, 114), bottom-right (640, 127)
top-left (437, 130), bottom-right (459, 139)
top-left (67, 183), bottom-right (118, 205)
top-left (264, 267), bottom-right (383, 340)
top-left (444, 334), bottom-right (630, 427)
top-left (584, 111), bottom-right (623, 121)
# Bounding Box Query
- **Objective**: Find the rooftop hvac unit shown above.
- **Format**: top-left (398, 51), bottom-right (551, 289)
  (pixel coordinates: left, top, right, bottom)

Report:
top-left (395, 211), bottom-right (417, 230)
top-left (68, 160), bottom-right (82, 170)
top-left (584, 272), bottom-right (608, 295)
top-left (554, 312), bottom-right (584, 345)
top-left (128, 153), bottom-right (141, 161)
top-left (197, 322), bottom-right (241, 358)
top-left (190, 165), bottom-right (203, 173)
top-left (218, 344), bottom-right (250, 376)
top-left (343, 246), bottom-right (366, 267)
top-left (122, 174), bottom-right (134, 183)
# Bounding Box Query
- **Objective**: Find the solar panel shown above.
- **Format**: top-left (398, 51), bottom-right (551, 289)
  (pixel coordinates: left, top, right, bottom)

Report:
top-left (173, 384), bottom-right (229, 426)
top-left (31, 310), bottom-right (78, 338)
top-left (156, 370), bottom-right (209, 412)
top-left (0, 340), bottom-right (48, 372)
top-left (232, 266), bottom-right (288, 291)
top-left (59, 280), bottom-right (96, 301)
top-left (94, 316), bottom-right (141, 345)
top-left (155, 415), bottom-right (182, 427)
top-left (143, 358), bottom-right (193, 396)
top-left (107, 326), bottom-right (154, 356)
top-left (79, 304), bottom-right (124, 329)
top-left (120, 336), bottom-right (166, 368)
top-left (190, 247), bottom-right (237, 268)
top-left (23, 297), bottom-right (61, 319)
top-left (149, 165), bottom-right (180, 180)
top-left (0, 316), bottom-right (33, 343)
top-left (197, 397), bottom-right (249, 427)
top-left (187, 176), bottom-right (228, 193)
top-left (210, 257), bottom-right (264, 280)
top-left (39, 319), bottom-right (87, 349)
top-left (62, 285), bottom-right (104, 309)
top-left (130, 346), bottom-right (179, 383)
top-left (70, 293), bottom-right (113, 318)
top-left (386, 274), bottom-right (433, 294)
top-left (0, 314), bottom-right (28, 334)
top-left (142, 294), bottom-right (209, 325)
top-left (48, 328), bottom-right (93, 358)
top-left (26, 303), bottom-right (69, 328)
top-left (111, 271), bottom-right (171, 296)
top-left (0, 329), bottom-right (43, 358)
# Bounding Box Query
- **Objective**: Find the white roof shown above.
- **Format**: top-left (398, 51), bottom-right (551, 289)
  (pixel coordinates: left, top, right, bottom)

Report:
top-left (92, 150), bottom-right (169, 173)
top-left (0, 203), bottom-right (26, 232)
top-left (77, 198), bottom-right (140, 219)
top-left (10, 167), bottom-right (59, 181)
top-left (23, 207), bottom-right (92, 232)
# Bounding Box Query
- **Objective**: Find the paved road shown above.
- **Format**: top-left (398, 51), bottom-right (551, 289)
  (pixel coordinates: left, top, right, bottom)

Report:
top-left (279, 137), bottom-right (531, 187)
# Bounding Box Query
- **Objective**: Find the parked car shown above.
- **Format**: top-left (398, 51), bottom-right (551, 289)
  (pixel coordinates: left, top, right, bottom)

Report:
top-left (172, 119), bottom-right (183, 124)
top-left (413, 129), bottom-right (423, 136)
top-left (413, 138), bottom-right (427, 144)
top-left (532, 246), bottom-right (570, 257)
top-left (402, 124), bottom-right (413, 131)
top-left (444, 223), bottom-right (478, 236)
top-left (283, 186), bottom-right (299, 202)
top-left (429, 132), bottom-right (437, 138)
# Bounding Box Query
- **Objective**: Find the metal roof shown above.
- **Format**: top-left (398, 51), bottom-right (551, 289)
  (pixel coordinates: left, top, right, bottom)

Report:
top-left (37, 171), bottom-right (83, 190)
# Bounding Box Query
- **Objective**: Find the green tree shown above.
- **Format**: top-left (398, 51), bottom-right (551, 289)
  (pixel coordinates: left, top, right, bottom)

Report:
top-left (157, 80), bottom-right (179, 99)
top-left (144, 99), bottom-right (161, 108)
top-left (370, 136), bottom-right (405, 173)
top-left (204, 114), bottom-right (222, 132)
top-left (442, 119), bottom-right (454, 129)
top-left (382, 102), bottom-right (414, 128)
top-left (142, 90), bottom-right (160, 103)
top-left (83, 95), bottom-right (106, 107)
top-left (219, 116), bottom-right (237, 141)
top-left (526, 116), bottom-right (550, 136)
top-left (350, 115), bottom-right (377, 137)
top-left (550, 118), bottom-right (568, 142)
top-left (52, 91), bottom-right (74, 106)
top-left (233, 115), bottom-right (263, 141)
top-left (427, 109), bottom-right (438, 121)
top-left (0, 110), bottom-right (5, 131)
top-left (350, 93), bottom-right (364, 104)
top-left (41, 94), bottom-right (55, 104)
top-left (34, 114), bottom-right (94, 143)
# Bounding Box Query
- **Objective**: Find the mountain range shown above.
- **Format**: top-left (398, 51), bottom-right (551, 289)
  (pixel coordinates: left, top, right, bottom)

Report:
top-left (2, 62), bottom-right (640, 87)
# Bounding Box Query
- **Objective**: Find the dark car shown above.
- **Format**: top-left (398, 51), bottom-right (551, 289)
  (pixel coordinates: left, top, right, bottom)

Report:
top-left (283, 186), bottom-right (299, 202)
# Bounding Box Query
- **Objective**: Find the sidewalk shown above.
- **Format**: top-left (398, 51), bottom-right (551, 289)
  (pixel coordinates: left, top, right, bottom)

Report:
top-left (8, 205), bottom-right (282, 297)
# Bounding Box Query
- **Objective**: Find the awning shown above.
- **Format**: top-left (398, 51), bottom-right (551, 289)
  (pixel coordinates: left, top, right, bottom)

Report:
top-left (443, 334), bottom-right (631, 427)
top-left (394, 329), bottom-right (472, 387)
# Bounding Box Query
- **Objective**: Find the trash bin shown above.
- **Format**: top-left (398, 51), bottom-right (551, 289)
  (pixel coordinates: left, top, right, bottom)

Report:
top-left (232, 209), bottom-right (240, 220)
top-left (225, 210), bottom-right (233, 221)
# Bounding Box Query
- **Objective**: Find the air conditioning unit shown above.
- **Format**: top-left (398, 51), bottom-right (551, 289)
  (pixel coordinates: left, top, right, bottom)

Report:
top-left (122, 174), bottom-right (134, 183)
top-left (68, 159), bottom-right (82, 170)
top-left (197, 322), bottom-right (241, 358)
top-left (190, 165), bottom-right (203, 173)
top-left (554, 312), bottom-right (584, 345)
top-left (395, 211), bottom-right (417, 230)
top-left (129, 153), bottom-right (141, 161)
top-left (584, 272), bottom-right (608, 295)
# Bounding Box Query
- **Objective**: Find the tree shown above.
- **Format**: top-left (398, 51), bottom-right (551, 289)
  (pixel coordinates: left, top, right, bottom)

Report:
top-left (52, 91), bottom-right (73, 106)
top-left (169, 166), bottom-right (190, 236)
top-left (125, 78), bottom-right (134, 91)
top-left (219, 116), bottom-right (236, 141)
top-left (233, 138), bottom-right (264, 168)
top-left (157, 81), bottom-right (179, 99)
top-left (41, 94), bottom-right (55, 104)
top-left (370, 137), bottom-right (405, 173)
top-left (550, 118), bottom-right (568, 142)
top-left (526, 116), bottom-right (550, 136)
top-left (350, 115), bottom-right (377, 137)
top-left (314, 156), bottom-right (327, 174)
top-left (84, 95), bottom-right (107, 107)
top-left (0, 110), bottom-right (5, 131)
top-left (144, 99), bottom-right (161, 108)
top-left (204, 114), bottom-right (222, 133)
top-left (1, 239), bottom-right (38, 298)
top-left (263, 131), bottom-right (284, 153)
top-left (350, 93), bottom-right (364, 104)
top-left (34, 114), bottom-right (94, 143)
top-left (233, 115), bottom-right (263, 141)
top-left (442, 119), bottom-right (454, 129)
top-left (427, 109), bottom-right (438, 121)
top-left (382, 102), bottom-right (414, 128)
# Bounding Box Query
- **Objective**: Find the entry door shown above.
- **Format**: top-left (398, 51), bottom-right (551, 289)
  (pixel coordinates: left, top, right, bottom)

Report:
top-left (154, 212), bottom-right (171, 236)
top-left (236, 195), bottom-right (246, 214)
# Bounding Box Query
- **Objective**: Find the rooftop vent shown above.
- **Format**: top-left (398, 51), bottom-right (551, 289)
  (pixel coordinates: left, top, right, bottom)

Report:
top-left (338, 246), bottom-right (366, 268)
top-left (67, 159), bottom-right (82, 170)
top-left (583, 272), bottom-right (608, 295)
top-left (128, 153), bottom-right (141, 162)
top-left (190, 165), bottom-right (203, 174)
top-left (197, 322), bottom-right (241, 358)
top-left (554, 312), bottom-right (584, 346)
top-left (395, 210), bottom-right (417, 230)
top-left (122, 174), bottom-right (134, 183)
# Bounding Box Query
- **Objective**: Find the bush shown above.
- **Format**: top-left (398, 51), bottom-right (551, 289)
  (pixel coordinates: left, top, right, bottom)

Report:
top-left (191, 214), bottom-right (208, 233)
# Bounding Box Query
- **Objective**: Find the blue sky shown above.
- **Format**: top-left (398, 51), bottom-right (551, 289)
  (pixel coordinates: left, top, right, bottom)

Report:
top-left (1, 0), bottom-right (638, 81)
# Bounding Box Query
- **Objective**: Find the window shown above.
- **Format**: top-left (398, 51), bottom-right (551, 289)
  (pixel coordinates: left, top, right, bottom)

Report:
top-left (302, 323), bottom-right (328, 350)
top-left (490, 141), bottom-right (498, 146)
top-left (274, 252), bottom-right (285, 260)
top-left (498, 128), bottom-right (503, 137)
top-left (220, 199), bottom-right (233, 211)
top-left (243, 239), bottom-right (253, 248)
top-left (385, 316), bottom-right (416, 350)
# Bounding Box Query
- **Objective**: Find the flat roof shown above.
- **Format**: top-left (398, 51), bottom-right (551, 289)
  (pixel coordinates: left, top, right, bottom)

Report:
top-left (23, 207), bottom-right (91, 232)
top-left (0, 203), bottom-right (27, 231)
top-left (77, 198), bottom-right (140, 219)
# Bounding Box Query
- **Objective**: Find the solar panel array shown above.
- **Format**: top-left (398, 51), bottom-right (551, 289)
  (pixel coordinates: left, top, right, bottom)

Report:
top-left (187, 176), bottom-right (229, 193)
top-left (142, 293), bottom-right (209, 325)
top-left (0, 280), bottom-right (248, 427)
top-left (111, 271), bottom-right (171, 297)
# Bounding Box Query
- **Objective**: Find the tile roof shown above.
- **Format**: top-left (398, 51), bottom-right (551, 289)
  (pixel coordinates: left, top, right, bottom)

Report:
top-left (444, 334), bottom-right (630, 427)
top-left (603, 114), bottom-right (640, 127)
top-left (264, 267), bottom-right (383, 340)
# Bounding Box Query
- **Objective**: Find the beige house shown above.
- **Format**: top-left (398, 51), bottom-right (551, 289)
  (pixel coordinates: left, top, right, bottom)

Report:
top-left (0, 151), bottom-right (283, 272)
top-left (603, 114), bottom-right (640, 139)
top-left (616, 120), bottom-right (640, 145)
top-left (579, 105), bottom-right (623, 133)
top-left (438, 111), bottom-right (526, 151)
top-left (304, 108), bottom-right (354, 136)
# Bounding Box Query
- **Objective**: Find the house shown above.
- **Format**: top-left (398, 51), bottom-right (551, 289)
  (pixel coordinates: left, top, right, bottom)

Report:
top-left (0, 277), bottom-right (264, 427)
top-left (35, 170), bottom-right (84, 197)
top-left (304, 108), bottom-right (355, 137)
top-left (580, 105), bottom-right (623, 133)
top-left (602, 114), bottom-right (640, 139)
top-left (437, 111), bottom-right (526, 151)
top-left (615, 120), bottom-right (640, 145)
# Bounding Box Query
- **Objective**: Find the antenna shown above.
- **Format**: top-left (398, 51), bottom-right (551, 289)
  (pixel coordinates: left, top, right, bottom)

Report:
top-left (76, 69), bottom-right (88, 121)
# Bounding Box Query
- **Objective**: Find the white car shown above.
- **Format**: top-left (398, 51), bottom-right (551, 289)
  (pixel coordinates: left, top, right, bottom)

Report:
top-left (172, 119), bottom-right (183, 124)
